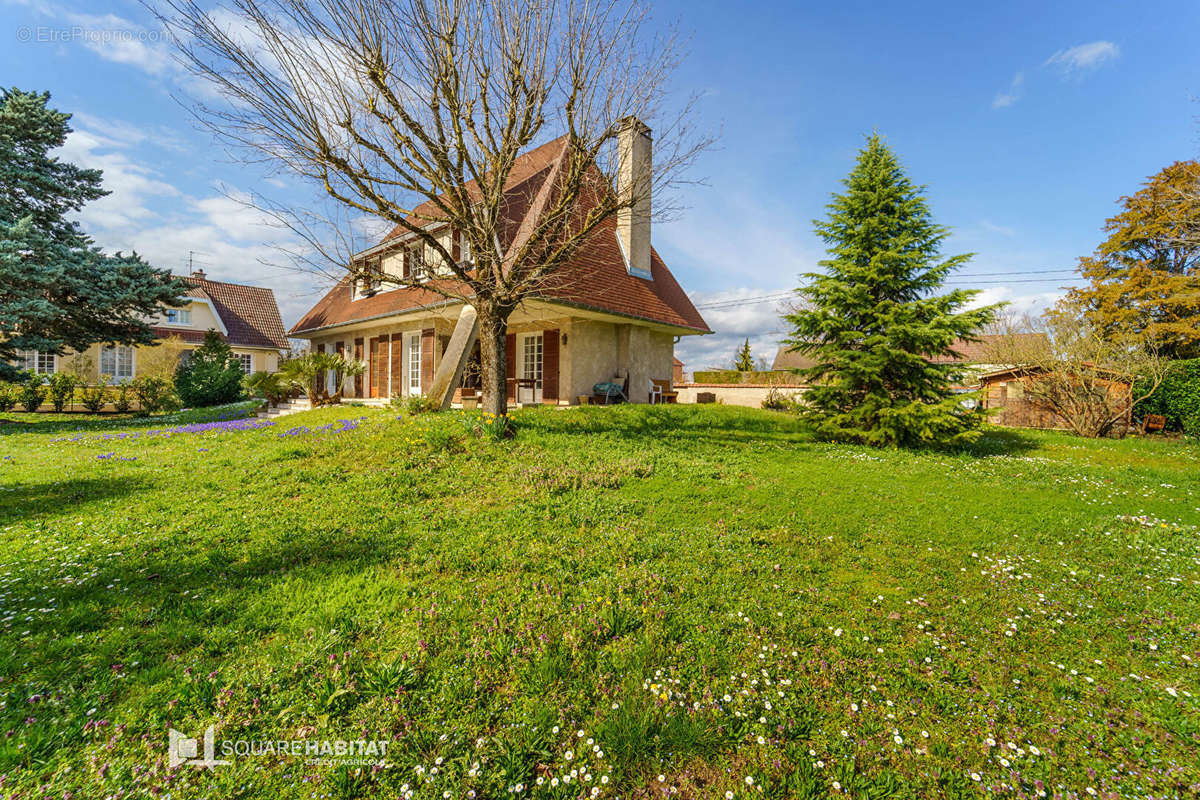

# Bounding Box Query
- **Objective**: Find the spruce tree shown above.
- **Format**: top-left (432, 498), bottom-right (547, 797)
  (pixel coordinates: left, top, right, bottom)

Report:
top-left (734, 338), bottom-right (754, 371)
top-left (174, 330), bottom-right (246, 407)
top-left (0, 88), bottom-right (188, 379)
top-left (784, 134), bottom-right (998, 447)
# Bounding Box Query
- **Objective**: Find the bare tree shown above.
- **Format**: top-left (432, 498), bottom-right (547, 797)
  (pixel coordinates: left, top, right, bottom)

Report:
top-left (152, 0), bottom-right (709, 414)
top-left (989, 298), bottom-right (1168, 438)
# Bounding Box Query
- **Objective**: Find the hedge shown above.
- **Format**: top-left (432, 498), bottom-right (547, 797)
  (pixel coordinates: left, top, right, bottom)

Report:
top-left (690, 370), bottom-right (804, 385)
top-left (1135, 358), bottom-right (1200, 430)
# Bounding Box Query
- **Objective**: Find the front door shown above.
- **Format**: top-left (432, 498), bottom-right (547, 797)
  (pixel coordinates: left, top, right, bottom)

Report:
top-left (406, 332), bottom-right (422, 396)
top-left (519, 332), bottom-right (543, 403)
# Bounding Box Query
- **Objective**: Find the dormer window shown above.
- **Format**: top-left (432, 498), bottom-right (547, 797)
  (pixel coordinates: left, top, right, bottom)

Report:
top-left (164, 308), bottom-right (192, 325)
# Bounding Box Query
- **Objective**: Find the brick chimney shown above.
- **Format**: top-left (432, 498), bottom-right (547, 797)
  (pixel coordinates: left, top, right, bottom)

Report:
top-left (191, 268), bottom-right (206, 280)
top-left (616, 117), bottom-right (652, 279)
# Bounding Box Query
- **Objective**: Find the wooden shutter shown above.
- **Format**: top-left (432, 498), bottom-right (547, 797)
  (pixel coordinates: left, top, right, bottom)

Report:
top-left (505, 333), bottom-right (517, 401)
top-left (420, 328), bottom-right (435, 392)
top-left (369, 337), bottom-right (386, 398)
top-left (389, 333), bottom-right (403, 397)
top-left (542, 329), bottom-right (559, 403)
top-left (335, 341), bottom-right (345, 396)
top-left (354, 337), bottom-right (364, 396)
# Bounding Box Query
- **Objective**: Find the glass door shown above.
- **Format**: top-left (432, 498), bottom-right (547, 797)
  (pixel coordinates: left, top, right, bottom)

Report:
top-left (407, 332), bottom-right (422, 396)
top-left (520, 333), bottom-right (543, 403)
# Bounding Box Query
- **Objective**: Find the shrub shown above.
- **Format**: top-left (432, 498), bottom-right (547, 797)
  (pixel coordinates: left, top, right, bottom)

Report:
top-left (132, 376), bottom-right (180, 415)
top-left (79, 378), bottom-right (110, 413)
top-left (19, 375), bottom-right (46, 412)
top-left (1135, 358), bottom-right (1200, 430)
top-left (1184, 412), bottom-right (1200, 439)
top-left (0, 383), bottom-right (15, 412)
top-left (394, 394), bottom-right (441, 415)
top-left (175, 330), bottom-right (246, 408)
top-left (112, 384), bottom-right (133, 414)
top-left (245, 371), bottom-right (289, 406)
top-left (47, 372), bottom-right (78, 412)
top-left (762, 387), bottom-right (801, 412)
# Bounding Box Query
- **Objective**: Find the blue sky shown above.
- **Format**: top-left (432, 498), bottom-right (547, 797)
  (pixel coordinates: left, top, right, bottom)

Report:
top-left (3, 0), bottom-right (1199, 370)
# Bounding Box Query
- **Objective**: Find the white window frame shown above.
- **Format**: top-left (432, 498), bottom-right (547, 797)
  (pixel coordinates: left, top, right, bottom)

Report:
top-left (406, 331), bottom-right (422, 396)
top-left (164, 308), bottom-right (192, 325)
top-left (17, 349), bottom-right (57, 375)
top-left (100, 345), bottom-right (135, 383)
top-left (234, 353), bottom-right (253, 374)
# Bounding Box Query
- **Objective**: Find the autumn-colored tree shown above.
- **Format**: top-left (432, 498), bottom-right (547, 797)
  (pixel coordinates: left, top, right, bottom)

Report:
top-left (1069, 161), bottom-right (1200, 358)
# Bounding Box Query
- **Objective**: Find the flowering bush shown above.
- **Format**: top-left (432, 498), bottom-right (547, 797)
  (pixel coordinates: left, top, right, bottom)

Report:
top-left (112, 383), bottom-right (133, 413)
top-left (132, 375), bottom-right (179, 414)
top-left (19, 374), bottom-right (45, 412)
top-left (79, 378), bottom-right (110, 413)
top-left (47, 372), bottom-right (78, 412)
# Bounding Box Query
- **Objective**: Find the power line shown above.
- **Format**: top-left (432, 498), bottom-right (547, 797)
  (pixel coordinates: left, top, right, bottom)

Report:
top-left (694, 271), bottom-right (1082, 310)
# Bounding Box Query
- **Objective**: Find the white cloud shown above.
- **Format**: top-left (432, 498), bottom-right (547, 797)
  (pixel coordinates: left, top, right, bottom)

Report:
top-left (675, 288), bottom-right (795, 373)
top-left (1045, 41), bottom-right (1120, 78)
top-left (992, 72), bottom-right (1024, 108)
top-left (979, 220), bottom-right (1017, 238)
top-left (51, 111), bottom-right (328, 327)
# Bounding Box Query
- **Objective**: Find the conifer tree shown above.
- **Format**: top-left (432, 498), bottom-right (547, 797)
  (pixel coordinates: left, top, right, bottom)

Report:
top-left (784, 134), bottom-right (998, 446)
top-left (0, 88), bottom-right (187, 379)
top-left (734, 338), bottom-right (754, 371)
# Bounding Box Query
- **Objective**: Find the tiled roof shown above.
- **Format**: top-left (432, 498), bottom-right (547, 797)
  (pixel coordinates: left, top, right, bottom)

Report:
top-left (290, 136), bottom-right (709, 336)
top-left (772, 335), bottom-right (1047, 371)
top-left (927, 334), bottom-right (1045, 364)
top-left (173, 276), bottom-right (290, 349)
top-left (771, 346), bottom-right (819, 372)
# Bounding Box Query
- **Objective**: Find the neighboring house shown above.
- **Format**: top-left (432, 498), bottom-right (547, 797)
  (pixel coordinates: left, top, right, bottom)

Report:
top-left (672, 357), bottom-right (685, 386)
top-left (979, 366), bottom-right (1133, 431)
top-left (773, 335), bottom-right (1045, 383)
top-left (12, 270), bottom-right (289, 382)
top-left (770, 346), bottom-right (818, 373)
top-left (289, 124), bottom-right (710, 405)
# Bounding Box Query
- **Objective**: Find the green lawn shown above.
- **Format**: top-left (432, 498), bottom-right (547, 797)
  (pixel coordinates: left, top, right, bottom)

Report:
top-left (0, 404), bottom-right (1197, 799)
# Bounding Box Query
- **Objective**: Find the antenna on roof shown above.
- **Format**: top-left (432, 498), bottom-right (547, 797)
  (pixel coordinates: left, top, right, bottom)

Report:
top-left (187, 250), bottom-right (210, 280)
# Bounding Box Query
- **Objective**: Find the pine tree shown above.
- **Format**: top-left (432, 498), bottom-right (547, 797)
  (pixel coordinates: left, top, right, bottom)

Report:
top-left (0, 88), bottom-right (188, 379)
top-left (734, 338), bottom-right (754, 371)
top-left (784, 134), bottom-right (998, 447)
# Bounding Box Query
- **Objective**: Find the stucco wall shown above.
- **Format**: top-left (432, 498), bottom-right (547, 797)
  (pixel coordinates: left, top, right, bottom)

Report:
top-left (559, 320), bottom-right (674, 404)
top-left (675, 384), bottom-right (806, 408)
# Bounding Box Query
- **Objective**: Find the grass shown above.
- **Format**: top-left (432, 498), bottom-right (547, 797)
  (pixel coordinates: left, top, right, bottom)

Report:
top-left (0, 403), bottom-right (1197, 799)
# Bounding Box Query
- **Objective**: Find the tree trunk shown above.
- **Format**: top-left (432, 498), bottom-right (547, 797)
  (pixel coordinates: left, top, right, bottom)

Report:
top-left (478, 307), bottom-right (511, 416)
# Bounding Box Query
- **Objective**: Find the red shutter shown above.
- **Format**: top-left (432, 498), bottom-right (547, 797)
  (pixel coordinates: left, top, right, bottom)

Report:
top-left (354, 337), bottom-right (364, 396)
top-left (542, 329), bottom-right (559, 403)
top-left (506, 333), bottom-right (516, 401)
top-left (451, 228), bottom-right (461, 262)
top-left (420, 328), bottom-right (435, 393)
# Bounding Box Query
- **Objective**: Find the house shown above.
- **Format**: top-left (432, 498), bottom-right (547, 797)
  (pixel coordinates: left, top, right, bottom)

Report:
top-left (980, 365), bottom-right (1133, 431)
top-left (289, 122), bottom-right (710, 405)
top-left (12, 270), bottom-right (289, 382)
top-left (770, 346), bottom-right (818, 373)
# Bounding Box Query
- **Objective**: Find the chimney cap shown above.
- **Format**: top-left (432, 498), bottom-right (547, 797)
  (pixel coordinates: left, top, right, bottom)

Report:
top-left (617, 116), bottom-right (651, 138)
top-left (191, 268), bottom-right (206, 279)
